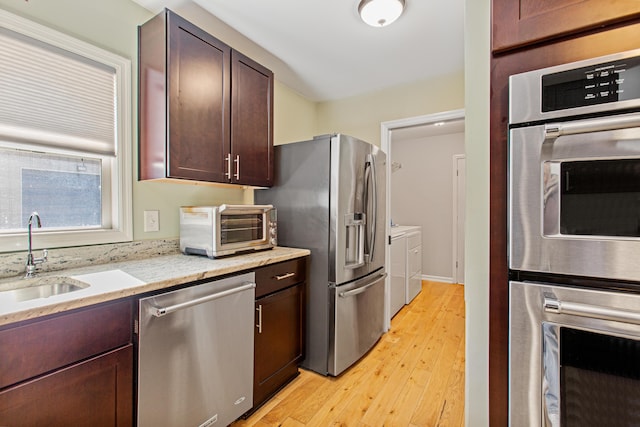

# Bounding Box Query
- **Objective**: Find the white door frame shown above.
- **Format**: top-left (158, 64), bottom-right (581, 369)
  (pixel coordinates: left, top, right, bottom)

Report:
top-left (453, 154), bottom-right (466, 284)
top-left (380, 109), bottom-right (464, 329)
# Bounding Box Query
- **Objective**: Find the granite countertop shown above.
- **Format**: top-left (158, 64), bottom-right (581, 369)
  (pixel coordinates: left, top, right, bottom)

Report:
top-left (0, 245), bottom-right (310, 327)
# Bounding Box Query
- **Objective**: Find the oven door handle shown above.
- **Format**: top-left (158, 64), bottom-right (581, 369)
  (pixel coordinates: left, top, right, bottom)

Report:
top-left (544, 296), bottom-right (640, 325)
top-left (544, 112), bottom-right (640, 139)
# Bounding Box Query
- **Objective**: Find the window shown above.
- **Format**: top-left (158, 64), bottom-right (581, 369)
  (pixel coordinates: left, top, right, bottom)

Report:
top-left (0, 9), bottom-right (132, 252)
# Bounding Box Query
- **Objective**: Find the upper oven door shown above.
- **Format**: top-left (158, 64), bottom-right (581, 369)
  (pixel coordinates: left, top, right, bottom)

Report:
top-left (509, 112), bottom-right (640, 280)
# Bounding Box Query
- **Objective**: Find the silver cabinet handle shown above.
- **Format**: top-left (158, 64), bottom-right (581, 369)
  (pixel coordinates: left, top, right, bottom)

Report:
top-left (152, 282), bottom-right (256, 317)
top-left (256, 304), bottom-right (263, 334)
top-left (275, 272), bottom-right (295, 280)
top-left (224, 153), bottom-right (231, 180)
top-left (234, 154), bottom-right (240, 180)
top-left (544, 296), bottom-right (640, 325)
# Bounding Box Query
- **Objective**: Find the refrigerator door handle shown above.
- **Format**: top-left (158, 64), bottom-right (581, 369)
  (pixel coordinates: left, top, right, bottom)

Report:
top-left (338, 273), bottom-right (388, 298)
top-left (364, 154), bottom-right (377, 263)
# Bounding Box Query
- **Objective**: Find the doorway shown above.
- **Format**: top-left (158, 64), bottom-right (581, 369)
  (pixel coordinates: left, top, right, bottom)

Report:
top-left (381, 109), bottom-right (465, 326)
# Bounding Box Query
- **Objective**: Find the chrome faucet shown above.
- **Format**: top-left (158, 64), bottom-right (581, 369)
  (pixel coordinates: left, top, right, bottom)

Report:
top-left (25, 212), bottom-right (48, 278)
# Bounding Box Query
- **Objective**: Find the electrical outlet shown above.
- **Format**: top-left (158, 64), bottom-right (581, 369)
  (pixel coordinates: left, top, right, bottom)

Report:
top-left (144, 210), bottom-right (159, 232)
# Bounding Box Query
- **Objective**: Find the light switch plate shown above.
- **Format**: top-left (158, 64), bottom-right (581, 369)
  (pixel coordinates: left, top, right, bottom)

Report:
top-left (144, 210), bottom-right (159, 232)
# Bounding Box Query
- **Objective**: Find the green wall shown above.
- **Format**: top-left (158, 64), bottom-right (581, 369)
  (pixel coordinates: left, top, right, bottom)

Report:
top-left (464, 0), bottom-right (491, 424)
top-left (317, 71), bottom-right (465, 146)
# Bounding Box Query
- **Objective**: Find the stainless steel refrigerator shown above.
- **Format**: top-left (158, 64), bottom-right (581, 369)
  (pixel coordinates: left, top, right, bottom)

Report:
top-left (255, 134), bottom-right (387, 376)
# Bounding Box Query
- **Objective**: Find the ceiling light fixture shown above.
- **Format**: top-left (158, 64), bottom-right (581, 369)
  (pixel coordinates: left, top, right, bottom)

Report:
top-left (358, 0), bottom-right (405, 27)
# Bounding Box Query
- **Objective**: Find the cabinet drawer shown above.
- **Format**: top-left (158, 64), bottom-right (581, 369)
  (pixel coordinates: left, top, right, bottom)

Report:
top-left (0, 299), bottom-right (132, 389)
top-left (255, 257), bottom-right (307, 298)
top-left (408, 245), bottom-right (422, 278)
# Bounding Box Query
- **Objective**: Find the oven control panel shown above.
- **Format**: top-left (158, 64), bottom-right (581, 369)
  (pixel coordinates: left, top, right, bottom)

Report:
top-left (542, 55), bottom-right (640, 112)
top-left (510, 48), bottom-right (640, 124)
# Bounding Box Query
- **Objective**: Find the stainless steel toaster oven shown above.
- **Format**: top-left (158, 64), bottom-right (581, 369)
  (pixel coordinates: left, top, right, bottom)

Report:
top-left (180, 205), bottom-right (277, 258)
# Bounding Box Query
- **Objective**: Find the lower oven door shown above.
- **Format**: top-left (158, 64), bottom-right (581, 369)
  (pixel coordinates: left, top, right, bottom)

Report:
top-left (510, 280), bottom-right (640, 427)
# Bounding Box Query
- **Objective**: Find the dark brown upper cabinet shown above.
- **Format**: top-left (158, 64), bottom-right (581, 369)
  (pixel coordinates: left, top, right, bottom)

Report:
top-left (492, 0), bottom-right (640, 53)
top-left (231, 50), bottom-right (274, 187)
top-left (139, 9), bottom-right (274, 187)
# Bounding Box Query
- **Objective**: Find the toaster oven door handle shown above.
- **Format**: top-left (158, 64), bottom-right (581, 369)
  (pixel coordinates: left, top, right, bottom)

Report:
top-left (544, 112), bottom-right (640, 139)
top-left (544, 296), bottom-right (640, 325)
top-left (218, 204), bottom-right (274, 213)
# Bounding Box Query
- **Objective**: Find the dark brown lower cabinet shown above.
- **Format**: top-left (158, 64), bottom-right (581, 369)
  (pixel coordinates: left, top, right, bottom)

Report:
top-left (254, 283), bottom-right (305, 406)
top-left (252, 257), bottom-right (307, 411)
top-left (0, 345), bottom-right (133, 427)
top-left (0, 299), bottom-right (134, 426)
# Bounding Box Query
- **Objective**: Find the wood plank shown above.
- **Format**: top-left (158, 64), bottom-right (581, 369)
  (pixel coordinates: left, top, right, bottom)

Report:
top-left (410, 287), bottom-right (465, 426)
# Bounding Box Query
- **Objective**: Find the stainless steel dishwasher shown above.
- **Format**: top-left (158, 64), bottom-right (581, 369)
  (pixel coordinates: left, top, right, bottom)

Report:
top-left (137, 272), bottom-right (255, 427)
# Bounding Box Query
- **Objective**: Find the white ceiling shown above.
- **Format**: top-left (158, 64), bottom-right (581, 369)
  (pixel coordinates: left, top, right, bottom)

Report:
top-left (132, 0), bottom-right (465, 102)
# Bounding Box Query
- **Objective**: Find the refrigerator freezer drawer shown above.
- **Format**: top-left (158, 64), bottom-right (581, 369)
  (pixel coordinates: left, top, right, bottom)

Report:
top-left (329, 271), bottom-right (386, 376)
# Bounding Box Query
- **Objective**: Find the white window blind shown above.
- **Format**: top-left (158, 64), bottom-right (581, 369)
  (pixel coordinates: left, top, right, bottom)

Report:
top-left (0, 8), bottom-right (132, 252)
top-left (0, 27), bottom-right (117, 156)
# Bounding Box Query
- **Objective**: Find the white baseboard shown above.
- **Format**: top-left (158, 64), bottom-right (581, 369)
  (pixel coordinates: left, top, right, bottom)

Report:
top-left (422, 274), bottom-right (454, 284)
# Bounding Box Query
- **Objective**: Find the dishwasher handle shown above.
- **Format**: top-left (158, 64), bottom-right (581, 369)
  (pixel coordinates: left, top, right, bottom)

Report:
top-left (152, 281), bottom-right (256, 317)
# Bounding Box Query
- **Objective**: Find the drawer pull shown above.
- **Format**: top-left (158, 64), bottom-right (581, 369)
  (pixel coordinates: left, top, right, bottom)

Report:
top-left (275, 272), bottom-right (295, 280)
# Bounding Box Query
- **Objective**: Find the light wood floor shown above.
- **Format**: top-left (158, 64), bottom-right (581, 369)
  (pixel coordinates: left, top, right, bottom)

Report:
top-left (232, 281), bottom-right (466, 427)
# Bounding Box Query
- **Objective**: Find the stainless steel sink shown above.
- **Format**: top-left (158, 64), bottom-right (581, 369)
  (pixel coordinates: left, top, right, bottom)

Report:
top-left (0, 277), bottom-right (90, 303)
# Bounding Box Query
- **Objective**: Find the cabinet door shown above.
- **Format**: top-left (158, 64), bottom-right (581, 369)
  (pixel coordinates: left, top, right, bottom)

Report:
top-left (0, 345), bottom-right (133, 427)
top-left (254, 283), bottom-right (304, 407)
top-left (492, 0), bottom-right (640, 53)
top-left (167, 11), bottom-right (230, 182)
top-left (231, 50), bottom-right (274, 187)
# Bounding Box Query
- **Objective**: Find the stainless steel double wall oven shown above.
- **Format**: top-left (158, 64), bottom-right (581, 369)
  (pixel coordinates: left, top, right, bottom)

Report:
top-left (508, 49), bottom-right (640, 426)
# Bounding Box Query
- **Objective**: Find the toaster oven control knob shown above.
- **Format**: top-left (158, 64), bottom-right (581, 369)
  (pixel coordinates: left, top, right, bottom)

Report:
top-left (269, 224), bottom-right (277, 245)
